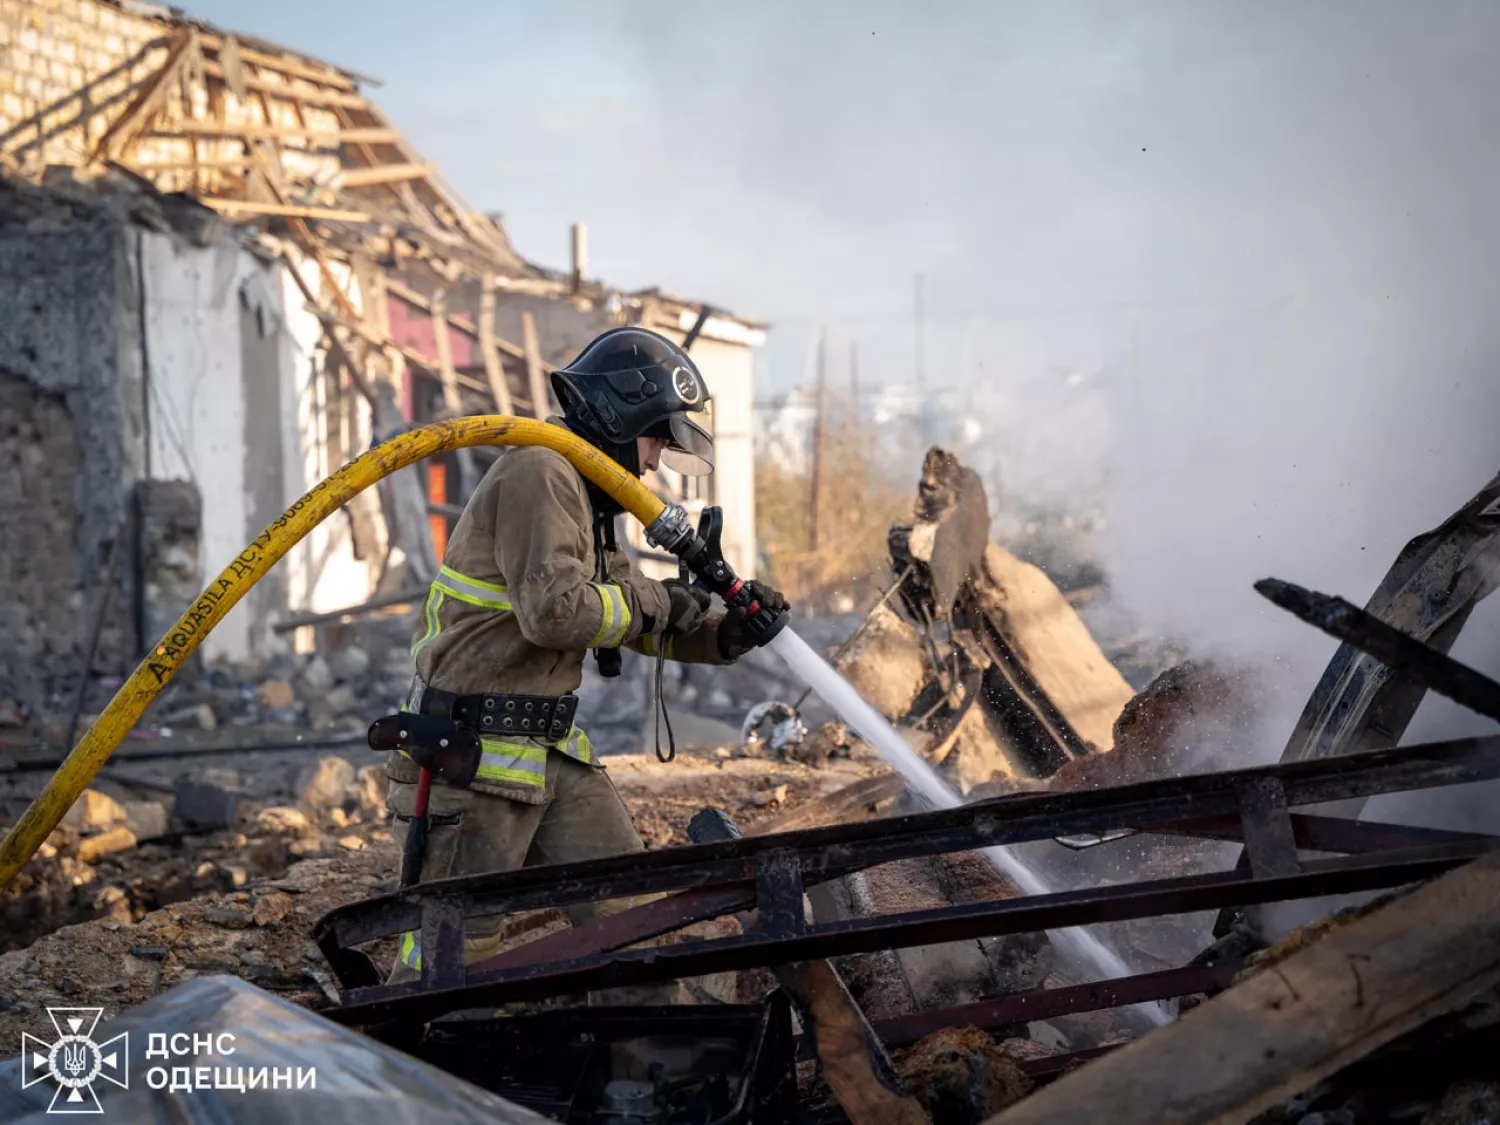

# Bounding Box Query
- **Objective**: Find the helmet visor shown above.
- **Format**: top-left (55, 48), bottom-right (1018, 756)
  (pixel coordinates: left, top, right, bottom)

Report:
top-left (658, 414), bottom-right (715, 476)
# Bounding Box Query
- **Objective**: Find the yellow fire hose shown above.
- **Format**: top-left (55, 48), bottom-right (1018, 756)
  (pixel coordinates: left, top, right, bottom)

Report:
top-left (0, 417), bottom-right (666, 890)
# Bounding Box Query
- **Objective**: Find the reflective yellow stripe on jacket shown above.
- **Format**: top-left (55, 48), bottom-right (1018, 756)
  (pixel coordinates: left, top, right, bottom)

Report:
top-left (410, 566), bottom-right (515, 663)
top-left (587, 582), bottom-right (632, 648)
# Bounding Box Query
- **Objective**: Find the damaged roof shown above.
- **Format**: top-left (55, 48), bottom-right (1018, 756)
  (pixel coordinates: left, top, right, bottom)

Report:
top-left (0, 0), bottom-right (762, 333)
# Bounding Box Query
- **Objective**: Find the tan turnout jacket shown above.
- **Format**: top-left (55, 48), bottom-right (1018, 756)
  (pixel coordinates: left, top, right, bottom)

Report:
top-left (387, 439), bottom-right (729, 802)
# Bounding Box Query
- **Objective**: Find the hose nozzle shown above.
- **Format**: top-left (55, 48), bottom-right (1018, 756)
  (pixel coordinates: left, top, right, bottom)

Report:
top-left (647, 504), bottom-right (790, 647)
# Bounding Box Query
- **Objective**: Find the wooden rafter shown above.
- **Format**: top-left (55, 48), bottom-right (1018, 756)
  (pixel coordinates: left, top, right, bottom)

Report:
top-left (159, 121), bottom-right (401, 145)
top-left (384, 278), bottom-right (530, 363)
top-left (478, 273), bottom-right (513, 415)
top-left (429, 288), bottom-right (462, 414)
top-left (330, 102), bottom-right (411, 210)
top-left (244, 137), bottom-right (362, 323)
top-left (339, 163), bottom-right (433, 188)
top-left (200, 59), bottom-right (368, 110)
top-left (522, 310), bottom-right (551, 419)
top-left (280, 257), bottom-right (377, 408)
top-left (201, 198), bottom-right (370, 222)
top-left (198, 34), bottom-right (359, 91)
top-left (89, 28), bottom-right (200, 166)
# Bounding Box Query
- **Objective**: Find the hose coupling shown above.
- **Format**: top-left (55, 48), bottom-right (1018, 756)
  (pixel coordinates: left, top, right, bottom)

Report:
top-left (645, 503), bottom-right (696, 555)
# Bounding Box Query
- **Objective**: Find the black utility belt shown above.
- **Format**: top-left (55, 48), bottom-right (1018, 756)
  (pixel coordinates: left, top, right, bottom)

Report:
top-left (408, 678), bottom-right (579, 739)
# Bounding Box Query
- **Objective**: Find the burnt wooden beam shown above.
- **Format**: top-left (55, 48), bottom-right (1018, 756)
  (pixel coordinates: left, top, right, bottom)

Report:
top-left (987, 848), bottom-right (1500, 1125)
top-left (1257, 577), bottom-right (1500, 725)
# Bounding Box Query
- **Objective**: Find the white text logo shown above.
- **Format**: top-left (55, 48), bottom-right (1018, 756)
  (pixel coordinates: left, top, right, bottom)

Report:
top-left (21, 1007), bottom-right (128, 1115)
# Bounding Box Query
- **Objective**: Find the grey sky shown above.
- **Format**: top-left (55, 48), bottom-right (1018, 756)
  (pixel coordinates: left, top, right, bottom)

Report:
top-left (188, 0), bottom-right (1500, 748)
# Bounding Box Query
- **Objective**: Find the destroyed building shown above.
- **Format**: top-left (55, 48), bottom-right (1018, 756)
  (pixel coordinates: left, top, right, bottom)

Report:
top-left (0, 0), bottom-right (764, 730)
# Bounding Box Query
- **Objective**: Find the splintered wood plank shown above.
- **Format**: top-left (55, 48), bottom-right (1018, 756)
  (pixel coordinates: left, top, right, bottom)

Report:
top-left (986, 849), bottom-right (1500, 1125)
top-left (339, 162), bottom-right (434, 187)
top-left (788, 959), bottom-right (932, 1125)
top-left (478, 273), bottom-right (513, 415)
top-left (430, 288), bottom-right (462, 415)
top-left (752, 774), bottom-right (905, 835)
top-left (521, 310), bottom-right (550, 420)
top-left (200, 198), bottom-right (370, 222)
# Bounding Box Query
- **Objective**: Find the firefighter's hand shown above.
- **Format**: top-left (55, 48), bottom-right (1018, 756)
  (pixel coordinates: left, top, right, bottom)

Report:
top-left (746, 580), bottom-right (789, 619)
top-left (717, 581), bottom-right (789, 660)
top-left (663, 579), bottom-right (712, 636)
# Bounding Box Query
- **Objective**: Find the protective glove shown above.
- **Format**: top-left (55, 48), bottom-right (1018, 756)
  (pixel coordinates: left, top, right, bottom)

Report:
top-left (717, 581), bottom-right (790, 660)
top-left (662, 578), bottom-right (713, 636)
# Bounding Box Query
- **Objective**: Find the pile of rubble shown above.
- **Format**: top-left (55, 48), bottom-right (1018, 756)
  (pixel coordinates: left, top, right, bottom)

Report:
top-left (1, 755), bottom-right (389, 953)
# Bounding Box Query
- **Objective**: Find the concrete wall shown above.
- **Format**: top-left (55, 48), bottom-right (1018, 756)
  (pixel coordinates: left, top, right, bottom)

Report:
top-left (0, 207), bottom-right (138, 712)
top-left (137, 229), bottom-right (262, 660)
top-left (0, 201), bottom-right (383, 714)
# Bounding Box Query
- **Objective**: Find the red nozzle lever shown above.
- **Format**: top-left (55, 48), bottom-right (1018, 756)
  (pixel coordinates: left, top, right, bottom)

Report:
top-left (725, 577), bottom-right (762, 616)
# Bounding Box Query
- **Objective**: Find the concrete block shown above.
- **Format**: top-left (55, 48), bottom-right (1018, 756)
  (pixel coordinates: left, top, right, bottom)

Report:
top-left (298, 656), bottom-right (334, 694)
top-left (121, 801), bottom-right (169, 841)
top-left (295, 755), bottom-right (354, 811)
top-left (254, 806), bottom-right (315, 839)
top-left (257, 680), bottom-right (295, 710)
top-left (354, 764), bottom-right (386, 819)
top-left (61, 789), bottom-right (126, 831)
top-left (172, 777), bottom-right (250, 832)
top-left (76, 826), bottom-right (136, 863)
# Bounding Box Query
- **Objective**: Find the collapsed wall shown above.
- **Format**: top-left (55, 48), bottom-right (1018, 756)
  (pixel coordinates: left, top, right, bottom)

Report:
top-left (0, 186), bottom-right (144, 718)
top-left (0, 174), bottom-right (382, 734)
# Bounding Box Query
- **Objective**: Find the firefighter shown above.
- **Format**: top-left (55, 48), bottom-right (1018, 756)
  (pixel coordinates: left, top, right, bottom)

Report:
top-left (384, 327), bottom-right (788, 982)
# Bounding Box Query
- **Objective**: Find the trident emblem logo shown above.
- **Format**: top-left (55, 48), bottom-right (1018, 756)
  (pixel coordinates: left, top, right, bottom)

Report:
top-left (20, 1008), bottom-right (128, 1115)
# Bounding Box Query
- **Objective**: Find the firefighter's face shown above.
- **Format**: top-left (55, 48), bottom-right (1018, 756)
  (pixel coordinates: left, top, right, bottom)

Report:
top-left (637, 435), bottom-right (668, 473)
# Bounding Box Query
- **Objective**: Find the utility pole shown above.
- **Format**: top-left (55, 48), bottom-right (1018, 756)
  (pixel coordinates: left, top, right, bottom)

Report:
top-left (809, 326), bottom-right (828, 555)
top-left (914, 273), bottom-right (926, 388)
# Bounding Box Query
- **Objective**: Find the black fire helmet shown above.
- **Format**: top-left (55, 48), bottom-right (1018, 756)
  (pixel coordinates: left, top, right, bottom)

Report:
top-left (551, 327), bottom-right (715, 479)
